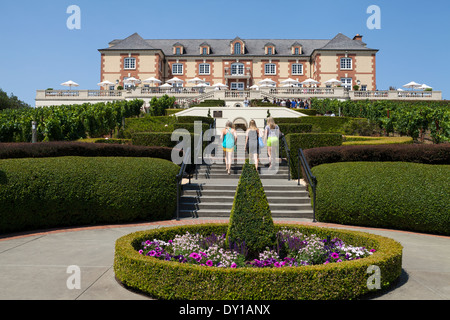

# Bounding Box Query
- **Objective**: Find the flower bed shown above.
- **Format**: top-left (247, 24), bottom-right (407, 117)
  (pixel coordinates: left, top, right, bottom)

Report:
top-left (137, 228), bottom-right (376, 269)
top-left (114, 223), bottom-right (403, 300)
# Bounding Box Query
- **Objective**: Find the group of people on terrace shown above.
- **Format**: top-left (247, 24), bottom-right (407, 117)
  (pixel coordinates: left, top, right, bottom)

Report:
top-left (220, 117), bottom-right (280, 175)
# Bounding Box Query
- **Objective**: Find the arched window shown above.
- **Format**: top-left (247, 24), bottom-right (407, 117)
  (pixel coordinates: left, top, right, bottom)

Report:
top-left (234, 42), bottom-right (241, 55)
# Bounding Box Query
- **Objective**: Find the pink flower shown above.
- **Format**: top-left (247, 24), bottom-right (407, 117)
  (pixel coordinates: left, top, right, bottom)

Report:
top-left (138, 250), bottom-right (143, 254)
top-left (231, 263), bottom-right (237, 268)
top-left (331, 252), bottom-right (339, 259)
top-left (206, 260), bottom-right (213, 267)
top-left (274, 262), bottom-right (281, 268)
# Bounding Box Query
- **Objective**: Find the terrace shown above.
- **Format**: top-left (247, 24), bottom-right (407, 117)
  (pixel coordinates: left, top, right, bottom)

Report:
top-left (35, 86), bottom-right (443, 108)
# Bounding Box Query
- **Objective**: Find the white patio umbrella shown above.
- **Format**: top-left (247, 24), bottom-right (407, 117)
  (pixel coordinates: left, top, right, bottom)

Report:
top-left (193, 82), bottom-right (210, 87)
top-left (61, 80), bottom-right (79, 90)
top-left (187, 77), bottom-right (205, 84)
top-left (160, 83), bottom-right (173, 88)
top-left (249, 84), bottom-right (259, 90)
top-left (97, 80), bottom-right (115, 89)
top-left (419, 84), bottom-right (432, 90)
top-left (324, 78), bottom-right (342, 86)
top-left (280, 78), bottom-right (300, 85)
top-left (259, 78), bottom-right (276, 86)
top-left (167, 77), bottom-right (184, 84)
top-left (403, 81), bottom-right (421, 90)
top-left (124, 77), bottom-right (141, 87)
top-left (212, 82), bottom-right (228, 88)
top-left (143, 77), bottom-right (162, 86)
top-left (301, 78), bottom-right (320, 87)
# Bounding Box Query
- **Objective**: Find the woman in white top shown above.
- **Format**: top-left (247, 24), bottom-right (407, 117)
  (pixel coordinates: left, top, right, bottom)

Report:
top-left (220, 121), bottom-right (237, 175)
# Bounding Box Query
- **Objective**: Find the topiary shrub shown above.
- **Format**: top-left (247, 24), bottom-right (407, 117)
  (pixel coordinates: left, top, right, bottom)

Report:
top-left (226, 163), bottom-right (276, 257)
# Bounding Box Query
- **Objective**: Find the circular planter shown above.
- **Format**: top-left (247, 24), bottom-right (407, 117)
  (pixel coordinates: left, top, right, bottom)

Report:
top-left (114, 223), bottom-right (403, 300)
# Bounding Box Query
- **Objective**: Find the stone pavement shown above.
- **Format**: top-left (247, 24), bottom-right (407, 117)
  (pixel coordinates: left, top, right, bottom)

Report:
top-left (0, 217), bottom-right (449, 300)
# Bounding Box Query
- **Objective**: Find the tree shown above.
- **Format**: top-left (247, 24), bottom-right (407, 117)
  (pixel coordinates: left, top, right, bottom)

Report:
top-left (0, 88), bottom-right (31, 111)
top-left (149, 95), bottom-right (176, 116)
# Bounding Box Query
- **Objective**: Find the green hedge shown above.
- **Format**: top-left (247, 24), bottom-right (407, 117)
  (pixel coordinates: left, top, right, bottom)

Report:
top-left (0, 157), bottom-right (180, 234)
top-left (312, 162), bottom-right (450, 235)
top-left (285, 133), bottom-right (343, 179)
top-left (293, 109), bottom-right (318, 116)
top-left (114, 223), bottom-right (403, 300)
top-left (226, 163), bottom-right (276, 256)
top-left (274, 116), bottom-right (360, 133)
top-left (123, 115), bottom-right (213, 138)
top-left (277, 123), bottom-right (313, 135)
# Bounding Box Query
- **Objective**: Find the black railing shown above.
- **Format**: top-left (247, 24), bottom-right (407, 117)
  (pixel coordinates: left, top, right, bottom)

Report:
top-left (280, 134), bottom-right (291, 181)
top-left (176, 146), bottom-right (191, 221)
top-left (297, 148), bottom-right (317, 222)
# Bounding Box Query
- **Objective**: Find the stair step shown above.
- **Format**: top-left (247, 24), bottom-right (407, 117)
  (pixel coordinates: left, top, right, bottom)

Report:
top-left (181, 195), bottom-right (310, 204)
top-left (178, 209), bottom-right (313, 219)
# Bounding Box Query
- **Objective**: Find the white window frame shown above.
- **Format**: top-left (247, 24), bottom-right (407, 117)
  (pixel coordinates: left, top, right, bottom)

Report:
top-left (124, 57), bottom-right (136, 70)
top-left (291, 63), bottom-right (303, 75)
top-left (234, 42), bottom-right (241, 55)
top-left (172, 63), bottom-right (183, 75)
top-left (340, 78), bottom-right (352, 89)
top-left (199, 63), bottom-right (210, 75)
top-left (294, 47), bottom-right (300, 55)
top-left (267, 47), bottom-right (273, 55)
top-left (231, 63), bottom-right (244, 75)
top-left (202, 47), bottom-right (208, 55)
top-left (265, 63), bottom-right (276, 75)
top-left (230, 82), bottom-right (245, 90)
top-left (340, 57), bottom-right (352, 70)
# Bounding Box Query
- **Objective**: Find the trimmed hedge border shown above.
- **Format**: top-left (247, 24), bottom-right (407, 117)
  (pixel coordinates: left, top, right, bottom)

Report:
top-left (0, 156), bottom-right (180, 234)
top-left (312, 162), bottom-right (450, 235)
top-left (0, 142), bottom-right (173, 161)
top-left (114, 223), bottom-right (403, 300)
top-left (303, 144), bottom-right (450, 169)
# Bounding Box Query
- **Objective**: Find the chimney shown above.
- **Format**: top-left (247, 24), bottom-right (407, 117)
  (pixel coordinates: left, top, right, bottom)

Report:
top-left (353, 34), bottom-right (363, 41)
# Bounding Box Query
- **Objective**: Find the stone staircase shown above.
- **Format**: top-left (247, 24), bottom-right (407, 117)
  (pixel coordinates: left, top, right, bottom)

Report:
top-left (178, 135), bottom-right (314, 219)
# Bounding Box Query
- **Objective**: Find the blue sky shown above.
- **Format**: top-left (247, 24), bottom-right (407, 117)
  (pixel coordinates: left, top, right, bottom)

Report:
top-left (0, 0), bottom-right (449, 106)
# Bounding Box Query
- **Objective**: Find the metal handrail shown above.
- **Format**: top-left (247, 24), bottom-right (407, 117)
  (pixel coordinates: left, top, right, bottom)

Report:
top-left (176, 146), bottom-right (191, 221)
top-left (280, 134), bottom-right (291, 181)
top-left (297, 148), bottom-right (317, 222)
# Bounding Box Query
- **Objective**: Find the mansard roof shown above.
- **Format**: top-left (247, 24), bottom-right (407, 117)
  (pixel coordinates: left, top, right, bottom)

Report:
top-left (100, 33), bottom-right (377, 56)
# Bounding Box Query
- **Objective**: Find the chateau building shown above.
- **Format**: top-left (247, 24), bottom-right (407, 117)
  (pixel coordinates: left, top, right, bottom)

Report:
top-left (98, 32), bottom-right (378, 91)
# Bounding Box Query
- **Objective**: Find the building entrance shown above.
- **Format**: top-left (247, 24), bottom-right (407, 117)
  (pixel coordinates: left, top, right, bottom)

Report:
top-left (233, 117), bottom-right (247, 131)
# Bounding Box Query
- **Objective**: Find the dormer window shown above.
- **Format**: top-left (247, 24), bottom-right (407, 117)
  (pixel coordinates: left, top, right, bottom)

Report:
top-left (173, 43), bottom-right (184, 55)
top-left (291, 42), bottom-right (302, 55)
top-left (199, 42), bottom-right (211, 55)
top-left (264, 43), bottom-right (276, 55)
top-left (231, 37), bottom-right (245, 55)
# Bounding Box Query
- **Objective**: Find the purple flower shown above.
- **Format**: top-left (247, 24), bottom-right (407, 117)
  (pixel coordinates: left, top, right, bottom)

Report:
top-left (231, 263), bottom-right (237, 268)
top-left (274, 262), bottom-right (281, 268)
top-left (331, 252), bottom-right (339, 259)
top-left (147, 250), bottom-right (156, 256)
top-left (370, 249), bottom-right (376, 253)
top-left (189, 252), bottom-right (200, 260)
top-left (138, 250), bottom-right (143, 254)
top-left (206, 260), bottom-right (213, 267)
